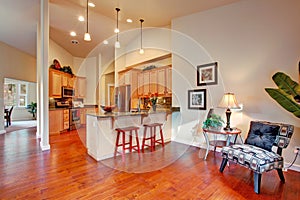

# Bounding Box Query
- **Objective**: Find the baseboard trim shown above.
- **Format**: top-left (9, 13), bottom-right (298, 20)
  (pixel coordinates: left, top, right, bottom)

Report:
top-left (285, 163), bottom-right (300, 172)
top-left (40, 142), bottom-right (50, 151)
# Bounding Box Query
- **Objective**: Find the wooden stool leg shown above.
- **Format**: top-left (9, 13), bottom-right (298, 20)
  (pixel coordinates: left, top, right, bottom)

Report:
top-left (129, 130), bottom-right (133, 152)
top-left (151, 126), bottom-right (155, 152)
top-left (159, 125), bottom-right (165, 147)
top-left (134, 129), bottom-right (140, 153)
top-left (114, 131), bottom-right (120, 157)
top-left (122, 131), bottom-right (126, 156)
top-left (142, 127), bottom-right (146, 153)
top-left (152, 126), bottom-right (156, 151)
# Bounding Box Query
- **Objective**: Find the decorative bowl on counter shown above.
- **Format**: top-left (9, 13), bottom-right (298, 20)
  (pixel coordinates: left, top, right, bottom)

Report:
top-left (100, 105), bottom-right (115, 113)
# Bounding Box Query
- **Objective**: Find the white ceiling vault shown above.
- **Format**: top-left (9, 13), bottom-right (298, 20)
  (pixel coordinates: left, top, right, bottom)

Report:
top-left (0, 0), bottom-right (240, 58)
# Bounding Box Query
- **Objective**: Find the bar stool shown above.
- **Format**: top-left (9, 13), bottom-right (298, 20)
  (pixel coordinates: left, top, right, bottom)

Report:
top-left (114, 126), bottom-right (140, 158)
top-left (142, 123), bottom-right (165, 152)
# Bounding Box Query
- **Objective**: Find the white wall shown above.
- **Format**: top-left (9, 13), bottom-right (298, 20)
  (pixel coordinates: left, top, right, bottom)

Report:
top-left (80, 56), bottom-right (97, 105)
top-left (49, 39), bottom-right (73, 68)
top-left (171, 0), bottom-right (300, 170)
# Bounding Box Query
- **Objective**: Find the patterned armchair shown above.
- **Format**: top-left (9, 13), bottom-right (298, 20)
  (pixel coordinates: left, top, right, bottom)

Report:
top-left (219, 121), bottom-right (294, 194)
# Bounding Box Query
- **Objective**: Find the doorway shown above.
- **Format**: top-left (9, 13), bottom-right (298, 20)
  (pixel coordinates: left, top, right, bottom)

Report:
top-left (108, 84), bottom-right (115, 106)
top-left (3, 78), bottom-right (37, 128)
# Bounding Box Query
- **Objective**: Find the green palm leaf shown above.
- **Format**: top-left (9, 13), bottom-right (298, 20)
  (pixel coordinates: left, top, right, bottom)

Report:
top-left (265, 88), bottom-right (300, 118)
top-left (272, 72), bottom-right (300, 97)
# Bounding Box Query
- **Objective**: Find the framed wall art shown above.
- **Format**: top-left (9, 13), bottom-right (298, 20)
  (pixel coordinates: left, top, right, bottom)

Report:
top-left (197, 62), bottom-right (218, 86)
top-left (188, 89), bottom-right (206, 110)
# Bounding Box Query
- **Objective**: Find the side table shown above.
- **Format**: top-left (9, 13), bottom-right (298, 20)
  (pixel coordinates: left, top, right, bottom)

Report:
top-left (202, 127), bottom-right (242, 160)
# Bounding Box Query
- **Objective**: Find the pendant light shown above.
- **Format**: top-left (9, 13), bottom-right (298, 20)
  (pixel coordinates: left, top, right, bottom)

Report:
top-left (84, 0), bottom-right (91, 41)
top-left (139, 19), bottom-right (144, 54)
top-left (115, 8), bottom-right (120, 48)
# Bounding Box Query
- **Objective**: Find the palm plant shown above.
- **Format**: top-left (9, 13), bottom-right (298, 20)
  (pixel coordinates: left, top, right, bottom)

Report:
top-left (26, 102), bottom-right (37, 120)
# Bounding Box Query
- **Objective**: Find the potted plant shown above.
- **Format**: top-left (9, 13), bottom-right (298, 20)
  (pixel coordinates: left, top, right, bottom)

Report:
top-left (202, 114), bottom-right (224, 130)
top-left (26, 102), bottom-right (37, 120)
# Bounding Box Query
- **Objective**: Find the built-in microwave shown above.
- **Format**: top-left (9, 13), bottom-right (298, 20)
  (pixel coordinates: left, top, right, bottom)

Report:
top-left (62, 87), bottom-right (75, 98)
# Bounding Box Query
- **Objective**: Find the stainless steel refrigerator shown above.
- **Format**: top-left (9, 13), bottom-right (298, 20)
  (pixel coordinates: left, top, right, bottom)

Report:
top-left (115, 85), bottom-right (131, 112)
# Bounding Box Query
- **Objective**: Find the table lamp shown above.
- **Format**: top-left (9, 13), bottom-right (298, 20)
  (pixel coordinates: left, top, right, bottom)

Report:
top-left (218, 93), bottom-right (240, 131)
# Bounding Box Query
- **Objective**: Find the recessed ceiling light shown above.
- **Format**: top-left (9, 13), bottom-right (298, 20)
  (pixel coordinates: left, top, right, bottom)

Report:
top-left (126, 19), bottom-right (133, 23)
top-left (71, 40), bottom-right (79, 44)
top-left (70, 31), bottom-right (76, 36)
top-left (88, 2), bottom-right (95, 7)
top-left (103, 40), bottom-right (108, 45)
top-left (78, 16), bottom-right (84, 22)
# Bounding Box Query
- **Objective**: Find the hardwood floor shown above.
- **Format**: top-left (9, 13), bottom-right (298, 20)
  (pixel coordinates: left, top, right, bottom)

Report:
top-left (0, 127), bottom-right (299, 199)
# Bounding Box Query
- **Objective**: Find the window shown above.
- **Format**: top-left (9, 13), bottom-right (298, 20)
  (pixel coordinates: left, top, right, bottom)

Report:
top-left (4, 80), bottom-right (28, 107)
top-left (19, 84), bottom-right (27, 107)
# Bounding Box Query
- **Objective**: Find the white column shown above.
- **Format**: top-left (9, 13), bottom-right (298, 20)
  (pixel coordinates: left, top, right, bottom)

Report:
top-left (0, 83), bottom-right (5, 134)
top-left (36, 18), bottom-right (41, 139)
top-left (39, 0), bottom-right (50, 150)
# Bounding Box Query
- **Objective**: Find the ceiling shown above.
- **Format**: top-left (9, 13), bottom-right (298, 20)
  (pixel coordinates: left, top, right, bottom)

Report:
top-left (0, 0), bottom-right (240, 58)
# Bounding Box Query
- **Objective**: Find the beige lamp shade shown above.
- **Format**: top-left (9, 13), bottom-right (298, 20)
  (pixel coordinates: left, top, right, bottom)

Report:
top-left (218, 93), bottom-right (240, 109)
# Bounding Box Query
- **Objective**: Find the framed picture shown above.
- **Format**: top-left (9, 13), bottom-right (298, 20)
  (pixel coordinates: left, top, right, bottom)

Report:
top-left (188, 89), bottom-right (206, 110)
top-left (197, 62), bottom-right (218, 86)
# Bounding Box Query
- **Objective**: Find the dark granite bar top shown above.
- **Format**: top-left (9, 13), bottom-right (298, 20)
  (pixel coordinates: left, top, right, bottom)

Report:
top-left (49, 104), bottom-right (98, 111)
top-left (87, 111), bottom-right (162, 118)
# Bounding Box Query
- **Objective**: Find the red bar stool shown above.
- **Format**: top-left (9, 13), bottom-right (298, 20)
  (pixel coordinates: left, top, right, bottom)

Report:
top-left (114, 126), bottom-right (140, 158)
top-left (142, 123), bottom-right (165, 152)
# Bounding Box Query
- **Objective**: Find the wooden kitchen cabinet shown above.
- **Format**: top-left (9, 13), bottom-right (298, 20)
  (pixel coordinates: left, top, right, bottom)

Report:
top-left (49, 109), bottom-right (69, 134)
top-left (49, 109), bottom-right (63, 134)
top-left (49, 69), bottom-right (62, 98)
top-left (80, 108), bottom-right (86, 125)
top-left (157, 65), bottom-right (172, 95)
top-left (62, 73), bottom-right (74, 88)
top-left (149, 69), bottom-right (158, 94)
top-left (63, 109), bottom-right (69, 130)
top-left (137, 66), bottom-right (172, 97)
top-left (124, 69), bottom-right (140, 98)
top-left (118, 72), bottom-right (125, 85)
top-left (166, 66), bottom-right (172, 94)
top-left (157, 67), bottom-right (166, 95)
top-left (137, 72), bottom-right (144, 96)
top-left (143, 71), bottom-right (150, 96)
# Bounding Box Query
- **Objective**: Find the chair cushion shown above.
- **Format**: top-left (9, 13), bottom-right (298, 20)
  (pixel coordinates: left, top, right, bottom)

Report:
top-left (245, 121), bottom-right (280, 151)
top-left (221, 144), bottom-right (284, 173)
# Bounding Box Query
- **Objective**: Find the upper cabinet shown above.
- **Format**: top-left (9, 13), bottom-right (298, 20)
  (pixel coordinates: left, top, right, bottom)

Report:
top-left (142, 71), bottom-right (150, 96)
top-left (166, 67), bottom-right (172, 95)
top-left (49, 68), bottom-right (86, 98)
top-left (119, 69), bottom-right (140, 98)
top-left (117, 54), bottom-right (172, 98)
top-left (49, 69), bottom-right (62, 98)
top-left (143, 65), bottom-right (172, 96)
top-left (149, 70), bottom-right (158, 94)
top-left (157, 65), bottom-right (172, 96)
top-left (62, 73), bottom-right (74, 88)
top-left (157, 67), bottom-right (166, 95)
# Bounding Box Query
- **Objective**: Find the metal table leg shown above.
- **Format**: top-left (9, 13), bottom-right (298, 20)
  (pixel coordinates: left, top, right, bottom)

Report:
top-left (203, 131), bottom-right (209, 160)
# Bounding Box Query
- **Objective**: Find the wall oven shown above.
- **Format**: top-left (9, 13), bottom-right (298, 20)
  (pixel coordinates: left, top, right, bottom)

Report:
top-left (69, 108), bottom-right (81, 130)
top-left (62, 87), bottom-right (75, 98)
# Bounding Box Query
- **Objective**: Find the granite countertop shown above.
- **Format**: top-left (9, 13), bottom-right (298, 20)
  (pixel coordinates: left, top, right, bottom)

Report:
top-left (87, 111), bottom-right (156, 118)
top-left (86, 108), bottom-right (180, 118)
top-left (49, 104), bottom-right (98, 111)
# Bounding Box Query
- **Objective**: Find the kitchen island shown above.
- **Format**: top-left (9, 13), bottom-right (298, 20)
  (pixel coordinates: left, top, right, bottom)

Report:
top-left (86, 110), bottom-right (172, 161)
